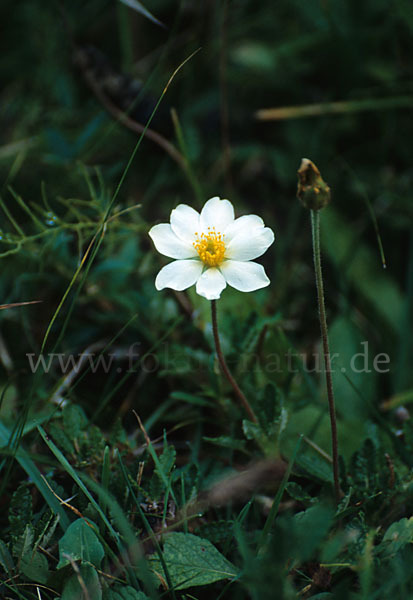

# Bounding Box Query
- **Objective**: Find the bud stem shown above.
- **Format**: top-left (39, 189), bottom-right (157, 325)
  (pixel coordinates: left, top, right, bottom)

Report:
top-left (210, 300), bottom-right (257, 423)
top-left (310, 210), bottom-right (341, 504)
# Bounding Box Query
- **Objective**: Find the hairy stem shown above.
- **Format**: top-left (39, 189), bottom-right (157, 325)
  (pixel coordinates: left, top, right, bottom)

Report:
top-left (311, 210), bottom-right (341, 504)
top-left (211, 300), bottom-right (257, 423)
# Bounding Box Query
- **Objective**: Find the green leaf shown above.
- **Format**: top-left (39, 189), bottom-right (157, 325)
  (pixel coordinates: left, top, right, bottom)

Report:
top-left (58, 518), bottom-right (104, 569)
top-left (285, 482), bottom-right (315, 505)
top-left (0, 422), bottom-right (70, 531)
top-left (13, 524), bottom-right (34, 561)
top-left (21, 549), bottom-right (50, 584)
top-left (63, 403), bottom-right (88, 442)
top-left (203, 436), bottom-right (247, 452)
top-left (256, 383), bottom-right (280, 431)
top-left (0, 540), bottom-right (14, 575)
top-left (61, 564), bottom-right (102, 600)
top-left (150, 532), bottom-right (238, 590)
top-left (293, 504), bottom-right (335, 562)
top-left (379, 517), bottom-right (413, 556)
top-left (104, 585), bottom-right (149, 600)
top-left (9, 483), bottom-right (32, 542)
top-left (296, 453), bottom-right (333, 483)
top-left (242, 419), bottom-right (264, 442)
top-left (242, 419), bottom-right (271, 453)
top-left (150, 443), bottom-right (176, 500)
top-left (49, 422), bottom-right (75, 455)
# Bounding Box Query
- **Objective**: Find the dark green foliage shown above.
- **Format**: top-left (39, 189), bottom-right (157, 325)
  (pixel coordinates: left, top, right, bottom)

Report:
top-left (0, 0), bottom-right (412, 597)
top-left (8, 484), bottom-right (33, 546)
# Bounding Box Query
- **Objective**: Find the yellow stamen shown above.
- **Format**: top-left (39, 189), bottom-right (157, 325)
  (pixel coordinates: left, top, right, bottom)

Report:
top-left (193, 228), bottom-right (226, 267)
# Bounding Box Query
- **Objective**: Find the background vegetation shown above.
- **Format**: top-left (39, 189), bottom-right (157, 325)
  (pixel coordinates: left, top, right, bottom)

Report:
top-left (0, 0), bottom-right (412, 598)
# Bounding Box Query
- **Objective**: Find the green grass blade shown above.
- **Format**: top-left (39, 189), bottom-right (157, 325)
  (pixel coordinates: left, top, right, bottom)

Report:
top-left (37, 425), bottom-right (118, 541)
top-left (0, 422), bottom-right (70, 530)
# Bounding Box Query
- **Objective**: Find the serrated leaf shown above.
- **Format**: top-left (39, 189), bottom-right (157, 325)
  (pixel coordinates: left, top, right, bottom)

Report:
top-left (256, 383), bottom-right (280, 430)
top-left (150, 532), bottom-right (238, 590)
top-left (150, 443), bottom-right (176, 500)
top-left (63, 404), bottom-right (88, 442)
top-left (9, 484), bottom-right (32, 541)
top-left (62, 564), bottom-right (102, 600)
top-left (58, 519), bottom-right (104, 569)
top-left (49, 422), bottom-right (75, 455)
top-left (285, 482), bottom-right (314, 505)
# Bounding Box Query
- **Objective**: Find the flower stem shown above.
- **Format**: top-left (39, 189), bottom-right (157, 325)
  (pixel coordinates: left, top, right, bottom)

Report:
top-left (310, 210), bottom-right (341, 505)
top-left (210, 300), bottom-right (258, 423)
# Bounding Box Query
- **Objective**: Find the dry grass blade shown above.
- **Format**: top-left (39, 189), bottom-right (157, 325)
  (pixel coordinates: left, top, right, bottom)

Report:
top-left (0, 300), bottom-right (42, 310)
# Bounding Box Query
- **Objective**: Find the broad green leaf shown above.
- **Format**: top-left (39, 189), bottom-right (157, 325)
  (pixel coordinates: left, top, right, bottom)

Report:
top-left (21, 549), bottom-right (49, 584)
top-left (62, 564), bottom-right (102, 600)
top-left (293, 504), bottom-right (335, 561)
top-left (296, 453), bottom-right (333, 484)
top-left (150, 532), bottom-right (238, 590)
top-left (380, 517), bottom-right (413, 556)
top-left (58, 518), bottom-right (104, 569)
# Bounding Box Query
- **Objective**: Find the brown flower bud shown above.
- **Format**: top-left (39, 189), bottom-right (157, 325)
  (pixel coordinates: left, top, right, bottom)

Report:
top-left (297, 158), bottom-right (331, 210)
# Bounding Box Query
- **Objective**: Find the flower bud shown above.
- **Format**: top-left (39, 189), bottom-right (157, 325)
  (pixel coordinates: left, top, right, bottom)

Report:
top-left (297, 158), bottom-right (331, 210)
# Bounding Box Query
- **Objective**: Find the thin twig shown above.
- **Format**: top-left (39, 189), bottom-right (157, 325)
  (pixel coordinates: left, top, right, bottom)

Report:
top-left (210, 300), bottom-right (257, 422)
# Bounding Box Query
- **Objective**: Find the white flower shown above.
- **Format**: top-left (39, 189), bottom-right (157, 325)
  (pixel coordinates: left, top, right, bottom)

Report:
top-left (148, 197), bottom-right (275, 300)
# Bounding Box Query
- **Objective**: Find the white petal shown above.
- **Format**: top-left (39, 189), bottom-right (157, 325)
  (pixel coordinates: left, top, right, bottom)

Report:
top-left (223, 214), bottom-right (264, 242)
top-left (195, 267), bottom-right (227, 300)
top-left (220, 260), bottom-right (270, 292)
top-left (199, 197), bottom-right (234, 232)
top-left (155, 260), bottom-right (203, 291)
top-left (149, 224), bottom-right (198, 259)
top-left (226, 226), bottom-right (275, 261)
top-left (170, 204), bottom-right (200, 243)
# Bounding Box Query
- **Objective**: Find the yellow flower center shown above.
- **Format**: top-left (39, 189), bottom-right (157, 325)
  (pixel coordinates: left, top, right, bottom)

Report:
top-left (193, 227), bottom-right (226, 267)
